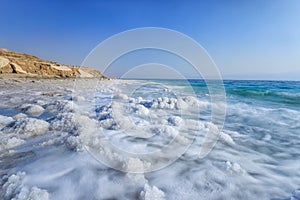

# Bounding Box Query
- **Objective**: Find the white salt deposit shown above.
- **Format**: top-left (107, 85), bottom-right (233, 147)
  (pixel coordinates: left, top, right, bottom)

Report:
top-left (151, 97), bottom-right (178, 110)
top-left (0, 115), bottom-right (14, 129)
top-left (66, 135), bottom-right (84, 152)
top-left (140, 183), bottom-right (165, 200)
top-left (1, 172), bottom-right (49, 200)
top-left (168, 116), bottom-right (182, 126)
top-left (72, 95), bottom-right (86, 102)
top-left (21, 104), bottom-right (44, 116)
top-left (135, 104), bottom-right (150, 116)
top-left (12, 186), bottom-right (49, 200)
top-left (12, 113), bottom-right (27, 120)
top-left (0, 78), bottom-right (299, 200)
top-left (0, 136), bottom-right (24, 151)
top-left (2, 118), bottom-right (49, 138)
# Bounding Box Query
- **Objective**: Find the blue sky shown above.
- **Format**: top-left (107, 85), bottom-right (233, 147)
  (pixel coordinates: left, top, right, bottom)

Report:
top-left (1, 0), bottom-right (299, 80)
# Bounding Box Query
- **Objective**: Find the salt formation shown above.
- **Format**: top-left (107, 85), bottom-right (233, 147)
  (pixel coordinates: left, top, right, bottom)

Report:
top-left (21, 104), bottom-right (45, 116)
top-left (1, 172), bottom-right (49, 200)
top-left (140, 184), bottom-right (165, 200)
top-left (2, 118), bottom-right (49, 138)
top-left (72, 96), bottom-right (85, 102)
top-left (0, 115), bottom-right (14, 129)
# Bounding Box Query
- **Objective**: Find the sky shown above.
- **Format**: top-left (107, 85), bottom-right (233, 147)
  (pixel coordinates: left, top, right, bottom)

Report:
top-left (1, 0), bottom-right (300, 80)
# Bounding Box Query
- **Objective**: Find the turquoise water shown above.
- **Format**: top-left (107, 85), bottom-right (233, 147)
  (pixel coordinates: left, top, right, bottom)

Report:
top-left (224, 80), bottom-right (300, 107)
top-left (187, 79), bottom-right (300, 106)
top-left (162, 79), bottom-right (300, 108)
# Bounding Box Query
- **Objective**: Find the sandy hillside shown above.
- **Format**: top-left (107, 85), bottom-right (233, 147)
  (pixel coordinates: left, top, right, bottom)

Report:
top-left (0, 48), bottom-right (106, 78)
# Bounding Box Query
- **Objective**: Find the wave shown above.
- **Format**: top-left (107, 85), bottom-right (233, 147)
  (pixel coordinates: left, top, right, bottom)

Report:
top-left (227, 89), bottom-right (300, 105)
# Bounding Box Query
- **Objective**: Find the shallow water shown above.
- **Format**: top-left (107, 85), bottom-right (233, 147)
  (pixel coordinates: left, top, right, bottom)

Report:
top-left (0, 78), bottom-right (299, 200)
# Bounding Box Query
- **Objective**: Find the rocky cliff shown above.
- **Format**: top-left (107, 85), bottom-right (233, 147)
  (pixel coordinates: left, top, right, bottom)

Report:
top-left (0, 48), bottom-right (106, 78)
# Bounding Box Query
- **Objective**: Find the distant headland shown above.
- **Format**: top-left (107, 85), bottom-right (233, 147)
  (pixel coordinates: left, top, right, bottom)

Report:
top-left (0, 48), bottom-right (107, 79)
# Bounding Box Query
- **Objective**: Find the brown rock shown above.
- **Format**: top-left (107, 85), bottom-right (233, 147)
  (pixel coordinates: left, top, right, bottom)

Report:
top-left (0, 48), bottom-right (106, 78)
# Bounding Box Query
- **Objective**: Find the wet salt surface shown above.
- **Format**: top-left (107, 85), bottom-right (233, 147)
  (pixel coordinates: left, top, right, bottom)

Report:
top-left (0, 78), bottom-right (299, 200)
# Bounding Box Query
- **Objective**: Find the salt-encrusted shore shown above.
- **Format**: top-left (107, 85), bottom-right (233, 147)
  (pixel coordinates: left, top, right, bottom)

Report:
top-left (0, 78), bottom-right (300, 200)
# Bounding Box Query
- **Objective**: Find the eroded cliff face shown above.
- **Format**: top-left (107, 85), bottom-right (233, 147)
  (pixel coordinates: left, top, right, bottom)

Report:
top-left (0, 48), bottom-right (106, 78)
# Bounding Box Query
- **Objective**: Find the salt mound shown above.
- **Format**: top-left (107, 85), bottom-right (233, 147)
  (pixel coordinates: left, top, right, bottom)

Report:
top-left (1, 172), bottom-right (49, 200)
top-left (2, 118), bottom-right (49, 138)
top-left (168, 116), bottom-right (182, 126)
top-left (96, 102), bottom-right (135, 130)
top-left (73, 96), bottom-right (86, 102)
top-left (50, 113), bottom-right (79, 133)
top-left (0, 136), bottom-right (25, 151)
top-left (50, 110), bottom-right (103, 152)
top-left (66, 135), bottom-right (84, 152)
top-left (151, 97), bottom-right (178, 110)
top-left (135, 104), bottom-right (149, 116)
top-left (12, 113), bottom-right (27, 120)
top-left (140, 183), bottom-right (165, 200)
top-left (45, 100), bottom-right (76, 114)
top-left (21, 186), bottom-right (49, 200)
top-left (2, 171), bottom-right (26, 199)
top-left (0, 115), bottom-right (14, 129)
top-left (21, 104), bottom-right (44, 116)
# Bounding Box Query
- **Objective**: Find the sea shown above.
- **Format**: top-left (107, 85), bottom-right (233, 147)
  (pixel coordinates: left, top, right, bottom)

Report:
top-left (0, 78), bottom-right (299, 200)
